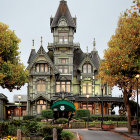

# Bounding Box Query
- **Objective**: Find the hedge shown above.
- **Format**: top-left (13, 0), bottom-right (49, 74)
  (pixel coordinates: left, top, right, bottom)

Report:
top-left (75, 109), bottom-right (90, 119)
top-left (41, 125), bottom-right (63, 140)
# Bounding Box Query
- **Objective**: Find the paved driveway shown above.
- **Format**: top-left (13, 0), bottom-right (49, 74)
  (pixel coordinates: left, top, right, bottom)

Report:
top-left (70, 129), bottom-right (127, 140)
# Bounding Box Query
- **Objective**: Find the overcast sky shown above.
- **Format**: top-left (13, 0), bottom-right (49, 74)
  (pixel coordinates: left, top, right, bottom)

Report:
top-left (1, 0), bottom-right (138, 103)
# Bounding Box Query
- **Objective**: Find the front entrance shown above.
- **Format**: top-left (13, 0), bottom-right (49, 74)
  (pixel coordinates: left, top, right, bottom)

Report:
top-left (53, 111), bottom-right (70, 119)
top-left (51, 100), bottom-right (75, 119)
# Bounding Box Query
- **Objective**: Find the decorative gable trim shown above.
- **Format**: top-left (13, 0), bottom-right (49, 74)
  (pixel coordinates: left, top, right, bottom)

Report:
top-left (31, 94), bottom-right (50, 102)
top-left (78, 54), bottom-right (97, 72)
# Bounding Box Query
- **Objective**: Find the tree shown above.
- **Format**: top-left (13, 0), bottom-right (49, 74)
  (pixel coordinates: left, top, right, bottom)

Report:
top-left (98, 1), bottom-right (140, 133)
top-left (129, 100), bottom-right (140, 116)
top-left (0, 22), bottom-right (28, 91)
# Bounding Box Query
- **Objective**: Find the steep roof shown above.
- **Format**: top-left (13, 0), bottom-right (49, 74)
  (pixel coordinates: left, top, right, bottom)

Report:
top-left (50, 0), bottom-right (76, 30)
top-left (0, 93), bottom-right (8, 102)
top-left (28, 48), bottom-right (36, 64)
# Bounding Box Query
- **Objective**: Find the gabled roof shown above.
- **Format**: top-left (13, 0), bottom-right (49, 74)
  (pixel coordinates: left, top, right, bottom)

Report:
top-left (78, 53), bottom-right (97, 71)
top-left (28, 48), bottom-right (36, 64)
top-left (27, 46), bottom-right (59, 74)
top-left (90, 51), bottom-right (100, 69)
top-left (50, 0), bottom-right (76, 30)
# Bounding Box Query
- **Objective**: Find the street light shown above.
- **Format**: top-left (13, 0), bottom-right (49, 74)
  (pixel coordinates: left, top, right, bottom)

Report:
top-left (86, 94), bottom-right (89, 128)
top-left (101, 85), bottom-right (104, 129)
top-left (18, 95), bottom-right (21, 120)
top-left (135, 74), bottom-right (139, 136)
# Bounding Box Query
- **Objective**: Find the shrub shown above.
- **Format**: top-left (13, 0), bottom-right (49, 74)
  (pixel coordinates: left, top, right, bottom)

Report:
top-left (42, 125), bottom-right (63, 140)
top-left (23, 115), bottom-right (35, 120)
top-left (61, 130), bottom-right (75, 140)
top-left (55, 118), bottom-right (68, 124)
top-left (103, 120), bottom-right (113, 125)
top-left (8, 124), bottom-right (17, 136)
top-left (35, 116), bottom-right (44, 122)
top-left (41, 109), bottom-right (53, 120)
top-left (26, 121), bottom-right (40, 135)
top-left (0, 122), bottom-right (8, 137)
top-left (75, 109), bottom-right (90, 119)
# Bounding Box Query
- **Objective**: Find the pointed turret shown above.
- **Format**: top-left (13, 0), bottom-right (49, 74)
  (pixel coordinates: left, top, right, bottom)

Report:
top-left (28, 40), bottom-right (36, 64)
top-left (50, 0), bottom-right (76, 32)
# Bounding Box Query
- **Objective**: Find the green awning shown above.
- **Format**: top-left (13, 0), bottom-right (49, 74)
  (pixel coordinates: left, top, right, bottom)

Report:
top-left (51, 100), bottom-right (75, 112)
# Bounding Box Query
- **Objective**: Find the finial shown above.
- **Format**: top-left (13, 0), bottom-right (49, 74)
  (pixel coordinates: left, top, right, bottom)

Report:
top-left (32, 40), bottom-right (35, 49)
top-left (93, 38), bottom-right (96, 47)
top-left (93, 38), bottom-right (97, 51)
top-left (41, 36), bottom-right (43, 46)
top-left (86, 46), bottom-right (88, 54)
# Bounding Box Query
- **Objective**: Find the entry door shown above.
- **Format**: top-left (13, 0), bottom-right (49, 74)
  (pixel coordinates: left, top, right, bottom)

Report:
top-left (37, 100), bottom-right (46, 114)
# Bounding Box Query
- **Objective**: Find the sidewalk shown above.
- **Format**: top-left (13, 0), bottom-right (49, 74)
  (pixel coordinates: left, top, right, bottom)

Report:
top-left (111, 127), bottom-right (140, 140)
top-left (88, 127), bottom-right (140, 140)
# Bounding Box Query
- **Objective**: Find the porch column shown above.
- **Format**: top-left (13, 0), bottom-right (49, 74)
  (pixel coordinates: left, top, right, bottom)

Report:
top-left (27, 100), bottom-right (30, 115)
top-left (96, 102), bottom-right (99, 115)
top-left (108, 103), bottom-right (112, 115)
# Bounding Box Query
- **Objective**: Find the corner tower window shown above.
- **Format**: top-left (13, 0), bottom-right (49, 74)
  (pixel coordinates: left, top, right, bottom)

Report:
top-left (83, 64), bottom-right (92, 73)
top-left (59, 33), bottom-right (68, 43)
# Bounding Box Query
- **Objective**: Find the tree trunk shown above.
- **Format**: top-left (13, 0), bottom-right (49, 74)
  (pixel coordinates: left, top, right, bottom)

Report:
top-left (123, 89), bottom-right (132, 134)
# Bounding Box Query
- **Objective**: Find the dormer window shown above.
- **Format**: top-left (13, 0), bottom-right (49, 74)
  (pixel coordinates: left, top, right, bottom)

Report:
top-left (59, 32), bottom-right (68, 43)
top-left (83, 64), bottom-right (92, 73)
top-left (36, 64), bottom-right (48, 72)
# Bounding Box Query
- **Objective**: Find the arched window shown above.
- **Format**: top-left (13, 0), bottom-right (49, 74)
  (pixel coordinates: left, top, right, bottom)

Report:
top-left (83, 64), bottom-right (92, 73)
top-left (37, 80), bottom-right (46, 92)
top-left (36, 64), bottom-right (48, 72)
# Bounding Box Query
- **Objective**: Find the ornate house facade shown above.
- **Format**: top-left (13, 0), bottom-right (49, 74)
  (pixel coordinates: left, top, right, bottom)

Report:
top-left (27, 0), bottom-right (123, 118)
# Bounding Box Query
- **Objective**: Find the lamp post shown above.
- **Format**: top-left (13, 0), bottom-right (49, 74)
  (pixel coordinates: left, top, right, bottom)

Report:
top-left (86, 94), bottom-right (89, 128)
top-left (18, 95), bottom-right (21, 120)
top-left (101, 85), bottom-right (104, 129)
top-left (136, 74), bottom-right (139, 135)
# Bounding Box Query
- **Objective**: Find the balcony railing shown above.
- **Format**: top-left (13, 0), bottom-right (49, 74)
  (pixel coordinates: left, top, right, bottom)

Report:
top-left (48, 42), bottom-right (80, 47)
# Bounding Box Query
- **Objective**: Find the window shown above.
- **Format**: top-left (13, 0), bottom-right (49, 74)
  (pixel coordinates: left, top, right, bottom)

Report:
top-left (58, 66), bottom-right (69, 74)
top-left (59, 33), bottom-right (68, 43)
top-left (37, 100), bottom-right (46, 114)
top-left (36, 64), bottom-right (48, 72)
top-left (82, 83), bottom-right (92, 94)
top-left (59, 58), bottom-right (69, 64)
top-left (83, 64), bottom-right (92, 73)
top-left (56, 81), bottom-right (71, 93)
top-left (37, 80), bottom-right (46, 92)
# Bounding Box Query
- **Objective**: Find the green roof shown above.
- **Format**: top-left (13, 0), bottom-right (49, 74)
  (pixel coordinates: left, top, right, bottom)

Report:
top-left (51, 100), bottom-right (75, 112)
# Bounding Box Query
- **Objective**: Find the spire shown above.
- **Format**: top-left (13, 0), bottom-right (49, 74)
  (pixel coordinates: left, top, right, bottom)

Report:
top-left (50, 0), bottom-right (76, 31)
top-left (28, 40), bottom-right (36, 64)
top-left (93, 38), bottom-right (97, 51)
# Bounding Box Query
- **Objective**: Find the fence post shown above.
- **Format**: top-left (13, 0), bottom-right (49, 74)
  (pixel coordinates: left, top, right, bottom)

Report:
top-left (17, 129), bottom-right (21, 140)
top-left (53, 128), bottom-right (57, 140)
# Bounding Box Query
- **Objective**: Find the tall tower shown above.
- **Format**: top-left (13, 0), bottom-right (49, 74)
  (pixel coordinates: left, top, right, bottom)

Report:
top-left (48, 0), bottom-right (77, 78)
